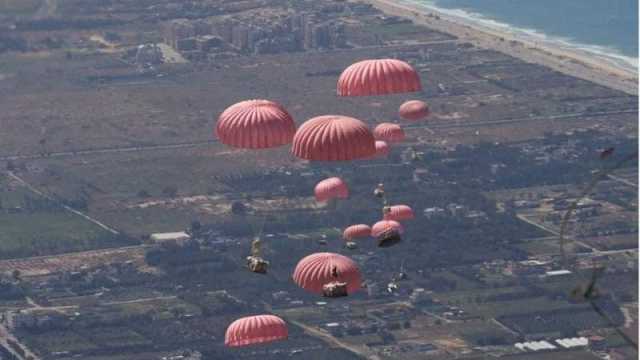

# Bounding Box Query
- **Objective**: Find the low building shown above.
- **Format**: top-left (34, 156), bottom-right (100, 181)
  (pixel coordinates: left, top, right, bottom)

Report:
top-left (150, 232), bottom-right (191, 244)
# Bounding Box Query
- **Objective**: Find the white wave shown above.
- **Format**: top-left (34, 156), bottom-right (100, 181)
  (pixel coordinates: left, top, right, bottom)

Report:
top-left (402, 0), bottom-right (638, 73)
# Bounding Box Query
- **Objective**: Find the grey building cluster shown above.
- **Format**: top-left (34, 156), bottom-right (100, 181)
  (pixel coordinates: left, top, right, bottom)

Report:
top-left (162, 11), bottom-right (347, 60)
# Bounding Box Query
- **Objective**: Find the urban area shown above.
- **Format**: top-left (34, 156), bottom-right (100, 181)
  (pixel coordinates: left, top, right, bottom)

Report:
top-left (0, 0), bottom-right (637, 359)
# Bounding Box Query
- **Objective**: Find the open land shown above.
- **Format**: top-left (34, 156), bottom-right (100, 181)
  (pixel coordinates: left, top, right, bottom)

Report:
top-left (0, 0), bottom-right (636, 359)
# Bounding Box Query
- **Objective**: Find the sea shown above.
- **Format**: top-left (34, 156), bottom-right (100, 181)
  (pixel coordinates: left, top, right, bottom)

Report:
top-left (404, 0), bottom-right (639, 73)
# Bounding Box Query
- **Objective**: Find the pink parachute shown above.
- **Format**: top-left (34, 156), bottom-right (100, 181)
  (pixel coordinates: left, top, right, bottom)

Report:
top-left (373, 123), bottom-right (405, 143)
top-left (384, 205), bottom-right (415, 221)
top-left (337, 59), bottom-right (422, 96)
top-left (292, 115), bottom-right (376, 161)
top-left (315, 177), bottom-right (349, 202)
top-left (225, 315), bottom-right (288, 347)
top-left (216, 99), bottom-right (296, 149)
top-left (343, 224), bottom-right (372, 241)
top-left (399, 100), bottom-right (430, 121)
top-left (371, 220), bottom-right (404, 237)
top-left (292, 252), bottom-right (362, 295)
top-left (373, 140), bottom-right (390, 158)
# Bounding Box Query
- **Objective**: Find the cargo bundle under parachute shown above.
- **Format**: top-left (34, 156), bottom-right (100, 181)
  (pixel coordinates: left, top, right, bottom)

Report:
top-left (246, 256), bottom-right (269, 274)
top-left (322, 281), bottom-right (349, 298)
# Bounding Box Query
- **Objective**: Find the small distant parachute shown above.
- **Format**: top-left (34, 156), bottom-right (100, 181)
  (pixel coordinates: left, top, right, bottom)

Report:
top-left (292, 115), bottom-right (376, 161)
top-left (343, 224), bottom-right (372, 241)
top-left (373, 123), bottom-right (405, 143)
top-left (372, 220), bottom-right (404, 237)
top-left (399, 100), bottom-right (429, 121)
top-left (315, 177), bottom-right (349, 202)
top-left (337, 59), bottom-right (422, 96)
top-left (216, 99), bottom-right (296, 149)
top-left (292, 252), bottom-right (362, 295)
top-left (373, 140), bottom-right (390, 158)
top-left (225, 315), bottom-right (288, 347)
top-left (372, 220), bottom-right (404, 247)
top-left (383, 205), bottom-right (415, 221)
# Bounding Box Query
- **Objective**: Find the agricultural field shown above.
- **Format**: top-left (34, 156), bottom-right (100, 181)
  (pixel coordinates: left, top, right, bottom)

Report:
top-left (0, 175), bottom-right (132, 259)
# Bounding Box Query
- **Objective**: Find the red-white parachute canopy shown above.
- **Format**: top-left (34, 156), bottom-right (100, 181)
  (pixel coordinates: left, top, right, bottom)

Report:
top-left (292, 252), bottom-right (362, 295)
top-left (343, 224), bottom-right (372, 241)
top-left (292, 115), bottom-right (376, 161)
top-left (384, 205), bottom-right (415, 221)
top-left (399, 100), bottom-right (429, 121)
top-left (373, 123), bottom-right (405, 143)
top-left (315, 177), bottom-right (349, 202)
top-left (371, 220), bottom-right (404, 237)
top-left (216, 99), bottom-right (296, 149)
top-left (337, 59), bottom-right (422, 96)
top-left (225, 315), bottom-right (288, 347)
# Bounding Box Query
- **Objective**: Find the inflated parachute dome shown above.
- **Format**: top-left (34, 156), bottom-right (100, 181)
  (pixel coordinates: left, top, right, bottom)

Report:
top-left (292, 252), bottom-right (362, 295)
top-left (383, 205), bottom-right (415, 222)
top-left (373, 123), bottom-right (405, 143)
top-left (337, 59), bottom-right (422, 96)
top-left (371, 219), bottom-right (404, 237)
top-left (399, 100), bottom-right (430, 121)
top-left (373, 140), bottom-right (390, 158)
top-left (225, 315), bottom-right (288, 347)
top-left (291, 115), bottom-right (376, 161)
top-left (216, 99), bottom-right (296, 149)
top-left (343, 224), bottom-right (372, 241)
top-left (315, 177), bottom-right (349, 202)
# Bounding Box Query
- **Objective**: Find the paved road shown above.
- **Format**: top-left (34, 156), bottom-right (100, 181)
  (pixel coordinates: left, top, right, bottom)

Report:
top-left (0, 110), bottom-right (633, 163)
top-left (0, 322), bottom-right (41, 360)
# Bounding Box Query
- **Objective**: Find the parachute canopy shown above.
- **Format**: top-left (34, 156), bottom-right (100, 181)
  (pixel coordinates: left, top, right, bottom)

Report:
top-left (315, 177), bottom-right (349, 202)
top-left (373, 123), bottom-right (405, 143)
top-left (371, 220), bottom-right (404, 238)
top-left (373, 140), bottom-right (390, 158)
top-left (384, 205), bottom-right (415, 221)
top-left (216, 99), bottom-right (296, 149)
top-left (225, 314), bottom-right (288, 347)
top-left (399, 100), bottom-right (430, 121)
top-left (343, 224), bottom-right (372, 241)
top-left (292, 252), bottom-right (362, 295)
top-left (337, 59), bottom-right (422, 96)
top-left (292, 115), bottom-right (376, 161)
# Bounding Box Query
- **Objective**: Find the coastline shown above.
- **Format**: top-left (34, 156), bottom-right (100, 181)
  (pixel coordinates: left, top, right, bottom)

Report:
top-left (357, 0), bottom-right (639, 96)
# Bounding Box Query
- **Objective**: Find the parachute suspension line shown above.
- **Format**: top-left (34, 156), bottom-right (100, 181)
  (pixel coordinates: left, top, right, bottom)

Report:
top-left (557, 151), bottom-right (638, 353)
top-left (558, 151), bottom-right (637, 269)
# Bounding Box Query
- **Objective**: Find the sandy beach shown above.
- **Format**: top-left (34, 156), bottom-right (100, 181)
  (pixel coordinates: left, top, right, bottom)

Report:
top-left (358, 0), bottom-right (638, 96)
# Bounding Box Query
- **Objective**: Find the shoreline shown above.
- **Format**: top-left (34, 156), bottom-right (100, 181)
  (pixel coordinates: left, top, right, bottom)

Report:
top-left (357, 0), bottom-right (639, 96)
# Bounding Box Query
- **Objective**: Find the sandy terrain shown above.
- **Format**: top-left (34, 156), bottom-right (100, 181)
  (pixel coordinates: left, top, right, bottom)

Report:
top-left (357, 0), bottom-right (638, 96)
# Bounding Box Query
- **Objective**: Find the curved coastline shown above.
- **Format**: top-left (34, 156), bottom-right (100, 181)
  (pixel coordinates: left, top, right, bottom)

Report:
top-left (357, 0), bottom-right (639, 95)
top-left (411, 0), bottom-right (638, 74)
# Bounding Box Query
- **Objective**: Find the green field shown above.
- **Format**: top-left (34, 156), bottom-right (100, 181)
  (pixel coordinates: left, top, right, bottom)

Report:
top-left (0, 176), bottom-right (132, 259)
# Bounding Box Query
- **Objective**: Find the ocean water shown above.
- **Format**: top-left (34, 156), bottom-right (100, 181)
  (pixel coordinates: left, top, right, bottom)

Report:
top-left (411, 0), bottom-right (639, 71)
